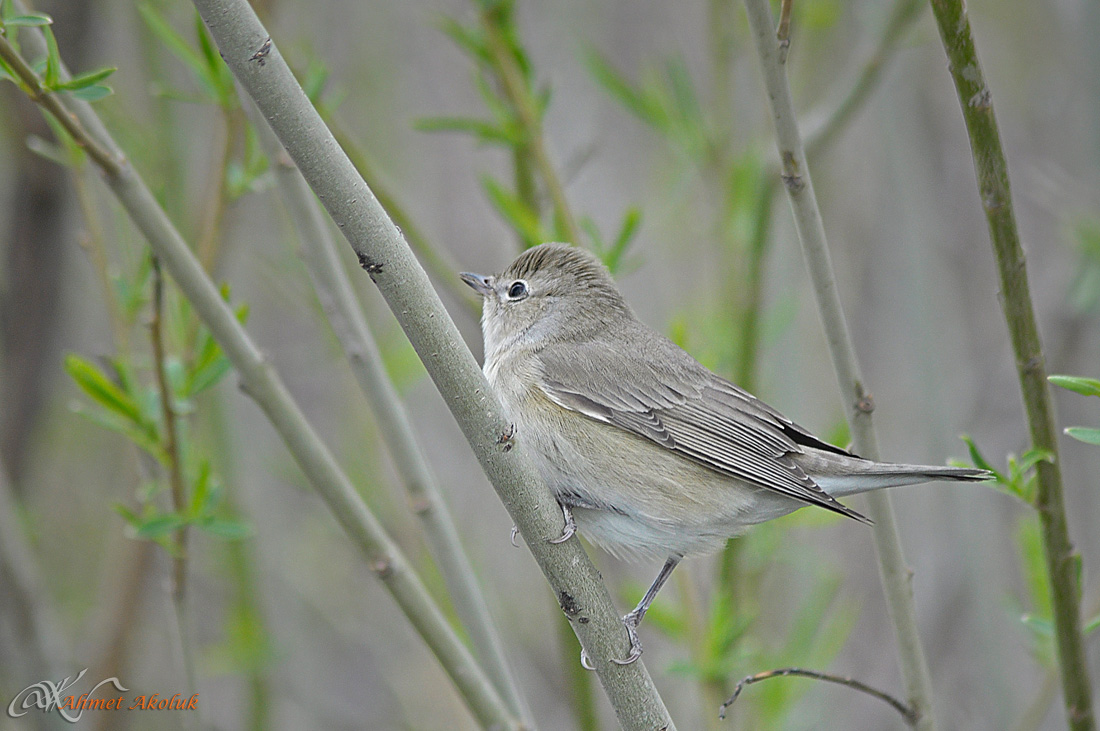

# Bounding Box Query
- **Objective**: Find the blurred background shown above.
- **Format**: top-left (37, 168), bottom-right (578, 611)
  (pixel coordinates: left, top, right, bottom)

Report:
top-left (1, 0), bottom-right (1099, 728)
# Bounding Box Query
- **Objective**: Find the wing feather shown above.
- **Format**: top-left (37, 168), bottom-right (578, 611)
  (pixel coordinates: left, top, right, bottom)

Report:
top-left (538, 331), bottom-right (867, 521)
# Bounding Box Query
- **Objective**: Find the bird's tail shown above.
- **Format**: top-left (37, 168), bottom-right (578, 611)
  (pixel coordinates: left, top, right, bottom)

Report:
top-left (796, 448), bottom-right (993, 498)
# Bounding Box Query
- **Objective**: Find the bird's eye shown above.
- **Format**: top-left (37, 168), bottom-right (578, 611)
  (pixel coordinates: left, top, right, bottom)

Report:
top-left (507, 280), bottom-right (528, 300)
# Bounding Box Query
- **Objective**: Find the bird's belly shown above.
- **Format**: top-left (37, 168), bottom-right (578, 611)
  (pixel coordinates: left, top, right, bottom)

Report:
top-left (510, 393), bottom-right (798, 558)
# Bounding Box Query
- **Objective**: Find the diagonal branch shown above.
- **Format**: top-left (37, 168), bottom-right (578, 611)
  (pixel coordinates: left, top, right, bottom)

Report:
top-left (251, 106), bottom-right (532, 723)
top-left (186, 1), bottom-right (675, 727)
top-left (741, 1), bottom-right (938, 728)
top-left (0, 25), bottom-right (520, 731)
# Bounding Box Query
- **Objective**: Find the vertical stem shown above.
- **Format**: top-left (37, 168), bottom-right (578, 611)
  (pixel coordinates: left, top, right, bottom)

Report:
top-left (740, 1), bottom-right (937, 728)
top-left (150, 257), bottom-right (189, 602)
top-left (927, 1), bottom-right (1095, 728)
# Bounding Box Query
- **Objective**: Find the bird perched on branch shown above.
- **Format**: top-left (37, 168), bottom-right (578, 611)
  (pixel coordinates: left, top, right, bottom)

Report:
top-left (461, 243), bottom-right (989, 665)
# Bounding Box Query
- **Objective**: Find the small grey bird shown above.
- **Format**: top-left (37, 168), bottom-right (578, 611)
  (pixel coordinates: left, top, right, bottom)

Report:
top-left (461, 243), bottom-right (989, 665)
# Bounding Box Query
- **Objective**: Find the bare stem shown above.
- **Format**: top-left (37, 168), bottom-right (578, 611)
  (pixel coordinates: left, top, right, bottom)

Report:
top-left (0, 26), bottom-right (521, 731)
top-left (927, 1), bottom-right (1095, 728)
top-left (719, 667), bottom-right (918, 726)
top-left (741, 0), bottom-right (937, 727)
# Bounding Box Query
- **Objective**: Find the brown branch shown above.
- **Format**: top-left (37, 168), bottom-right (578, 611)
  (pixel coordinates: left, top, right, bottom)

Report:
top-left (719, 667), bottom-right (918, 726)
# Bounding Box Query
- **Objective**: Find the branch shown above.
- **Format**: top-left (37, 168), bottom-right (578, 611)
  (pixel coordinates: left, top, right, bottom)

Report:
top-left (187, 1), bottom-right (674, 727)
top-left (719, 667), bottom-right (918, 726)
top-left (251, 107), bottom-right (532, 723)
top-left (741, 1), bottom-right (937, 728)
top-left (927, 1), bottom-right (1096, 728)
top-left (0, 26), bottom-right (520, 731)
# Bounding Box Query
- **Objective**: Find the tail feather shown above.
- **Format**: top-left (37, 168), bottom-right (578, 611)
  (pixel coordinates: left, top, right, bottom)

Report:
top-left (796, 448), bottom-right (993, 499)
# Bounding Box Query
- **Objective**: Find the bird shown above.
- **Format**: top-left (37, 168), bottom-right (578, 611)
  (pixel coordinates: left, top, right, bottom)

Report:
top-left (460, 242), bottom-right (990, 665)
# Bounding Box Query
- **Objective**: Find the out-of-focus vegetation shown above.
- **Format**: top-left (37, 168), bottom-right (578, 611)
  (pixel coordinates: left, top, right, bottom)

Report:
top-left (1, 0), bottom-right (1097, 728)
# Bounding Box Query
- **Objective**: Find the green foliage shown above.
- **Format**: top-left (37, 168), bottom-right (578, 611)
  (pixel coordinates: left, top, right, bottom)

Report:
top-left (66, 266), bottom-right (252, 553)
top-left (138, 4), bottom-right (234, 107)
top-left (420, 0), bottom-right (641, 263)
top-left (0, 5), bottom-right (116, 101)
top-left (586, 52), bottom-right (715, 161)
top-left (957, 435), bottom-right (1051, 507)
top-left (1050, 373), bottom-right (1100, 446)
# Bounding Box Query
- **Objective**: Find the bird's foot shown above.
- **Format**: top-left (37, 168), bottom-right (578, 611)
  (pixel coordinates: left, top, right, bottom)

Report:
top-left (611, 609), bottom-right (644, 665)
top-left (548, 503), bottom-right (577, 544)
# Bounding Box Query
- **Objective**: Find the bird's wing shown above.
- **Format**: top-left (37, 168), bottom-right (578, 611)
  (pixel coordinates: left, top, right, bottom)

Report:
top-left (537, 330), bottom-right (868, 522)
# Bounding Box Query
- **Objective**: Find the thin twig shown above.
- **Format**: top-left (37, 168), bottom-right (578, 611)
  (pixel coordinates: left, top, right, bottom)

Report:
top-left (741, 1), bottom-right (938, 728)
top-left (927, 1), bottom-right (1095, 728)
top-left (719, 667), bottom-right (919, 726)
top-left (3, 24), bottom-right (523, 731)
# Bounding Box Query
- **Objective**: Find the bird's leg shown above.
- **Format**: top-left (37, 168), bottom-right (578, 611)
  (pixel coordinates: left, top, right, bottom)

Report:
top-left (611, 555), bottom-right (681, 666)
top-left (548, 503), bottom-right (577, 544)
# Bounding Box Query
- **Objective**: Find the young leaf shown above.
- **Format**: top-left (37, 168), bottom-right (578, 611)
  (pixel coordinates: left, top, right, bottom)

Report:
top-left (65, 354), bottom-right (144, 427)
top-left (69, 84), bottom-right (113, 103)
top-left (481, 175), bottom-right (550, 247)
top-left (198, 517), bottom-right (254, 540)
top-left (1049, 374), bottom-right (1100, 398)
top-left (1065, 427), bottom-right (1100, 446)
top-left (134, 512), bottom-right (186, 539)
top-left (42, 25), bottom-right (61, 89)
top-left (2, 13), bottom-right (52, 27)
top-left (55, 66), bottom-right (116, 91)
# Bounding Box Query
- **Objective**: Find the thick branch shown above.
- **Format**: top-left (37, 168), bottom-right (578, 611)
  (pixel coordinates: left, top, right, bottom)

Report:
top-left (927, 1), bottom-right (1095, 728)
top-left (192, 1), bottom-right (676, 727)
top-left (741, 1), bottom-right (937, 727)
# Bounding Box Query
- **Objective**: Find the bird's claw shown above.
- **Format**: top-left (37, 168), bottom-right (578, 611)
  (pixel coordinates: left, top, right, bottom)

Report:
top-left (548, 504), bottom-right (577, 544)
top-left (611, 611), bottom-right (644, 665)
top-left (579, 648), bottom-right (595, 671)
top-left (510, 525), bottom-right (520, 548)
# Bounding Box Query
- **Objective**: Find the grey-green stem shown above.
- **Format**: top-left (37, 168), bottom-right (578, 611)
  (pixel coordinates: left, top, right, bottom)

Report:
top-left (741, 0), bottom-right (937, 728)
top-left (188, 0), bottom-right (675, 727)
top-left (927, 1), bottom-right (1095, 728)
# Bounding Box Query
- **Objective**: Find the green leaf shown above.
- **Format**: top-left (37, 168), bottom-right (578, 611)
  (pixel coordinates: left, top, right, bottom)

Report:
top-left (65, 354), bottom-right (144, 426)
top-left (481, 175), bottom-right (550, 247)
top-left (958, 434), bottom-right (1004, 482)
top-left (585, 49), bottom-right (667, 132)
top-left (42, 25), bottom-right (60, 89)
top-left (1086, 614), bottom-right (1100, 636)
top-left (199, 518), bottom-right (254, 540)
top-left (55, 66), bottom-right (116, 91)
top-left (436, 15), bottom-right (490, 66)
top-left (414, 116), bottom-right (518, 146)
top-left (134, 512), bottom-right (185, 539)
top-left (3, 12), bottom-right (52, 26)
top-left (1065, 427), bottom-right (1100, 445)
top-left (70, 402), bottom-right (166, 463)
top-left (1049, 374), bottom-right (1100, 398)
top-left (68, 84), bottom-right (113, 102)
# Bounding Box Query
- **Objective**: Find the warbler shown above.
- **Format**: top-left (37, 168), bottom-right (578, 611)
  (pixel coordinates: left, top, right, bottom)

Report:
top-left (461, 243), bottom-right (988, 664)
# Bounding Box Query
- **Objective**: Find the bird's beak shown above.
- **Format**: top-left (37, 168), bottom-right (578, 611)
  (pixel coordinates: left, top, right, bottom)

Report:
top-left (460, 272), bottom-right (494, 297)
